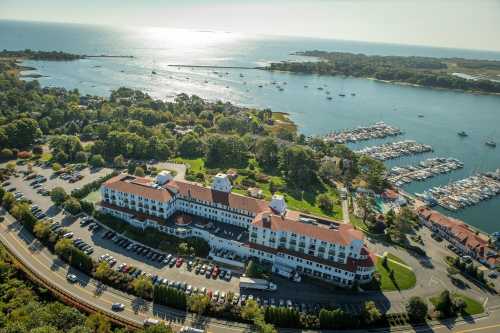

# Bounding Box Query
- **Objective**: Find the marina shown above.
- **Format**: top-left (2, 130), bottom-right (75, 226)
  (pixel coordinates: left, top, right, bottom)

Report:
top-left (355, 140), bottom-right (433, 161)
top-left (417, 170), bottom-right (500, 211)
top-left (388, 157), bottom-right (464, 186)
top-left (323, 121), bottom-right (402, 144)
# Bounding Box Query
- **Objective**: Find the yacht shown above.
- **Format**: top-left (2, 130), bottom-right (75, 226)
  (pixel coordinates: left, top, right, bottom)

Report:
top-left (485, 140), bottom-right (497, 147)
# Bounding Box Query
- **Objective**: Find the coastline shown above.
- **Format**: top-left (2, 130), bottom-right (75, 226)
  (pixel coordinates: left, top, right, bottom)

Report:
top-left (9, 55), bottom-right (497, 239)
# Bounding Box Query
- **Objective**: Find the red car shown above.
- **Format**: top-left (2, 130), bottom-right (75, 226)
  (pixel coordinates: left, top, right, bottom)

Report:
top-left (175, 258), bottom-right (183, 268)
top-left (212, 266), bottom-right (219, 278)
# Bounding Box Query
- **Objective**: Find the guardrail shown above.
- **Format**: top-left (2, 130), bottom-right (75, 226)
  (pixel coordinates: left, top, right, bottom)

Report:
top-left (2, 240), bottom-right (143, 330)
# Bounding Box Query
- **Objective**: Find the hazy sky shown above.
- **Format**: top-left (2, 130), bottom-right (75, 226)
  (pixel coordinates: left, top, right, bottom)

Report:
top-left (2, 0), bottom-right (500, 51)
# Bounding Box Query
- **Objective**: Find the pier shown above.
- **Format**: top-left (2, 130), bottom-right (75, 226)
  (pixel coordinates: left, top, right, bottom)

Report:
top-left (324, 121), bottom-right (402, 144)
top-left (418, 170), bottom-right (500, 211)
top-left (388, 157), bottom-right (463, 186)
top-left (355, 140), bottom-right (432, 161)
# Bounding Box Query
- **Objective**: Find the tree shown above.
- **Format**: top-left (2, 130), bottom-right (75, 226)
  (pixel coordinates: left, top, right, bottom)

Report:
top-left (279, 145), bottom-right (317, 188)
top-left (49, 135), bottom-right (83, 161)
top-left (206, 135), bottom-right (248, 168)
top-left (255, 137), bottom-right (279, 171)
top-left (64, 197), bottom-right (82, 215)
top-left (245, 260), bottom-right (260, 278)
top-left (33, 221), bottom-right (51, 241)
top-left (132, 275), bottom-right (153, 299)
top-left (75, 151), bottom-right (88, 163)
top-left (85, 313), bottom-right (112, 333)
top-left (89, 154), bottom-right (105, 168)
top-left (355, 194), bottom-right (374, 224)
top-left (362, 301), bottom-right (382, 324)
top-left (177, 133), bottom-right (204, 158)
top-left (187, 294), bottom-right (210, 316)
top-left (142, 324), bottom-right (174, 333)
top-left (52, 162), bottom-right (63, 172)
top-left (358, 155), bottom-right (386, 192)
top-left (317, 193), bottom-right (334, 212)
top-left (32, 145), bottom-right (44, 156)
top-left (134, 166), bottom-right (145, 177)
top-left (434, 290), bottom-right (453, 317)
top-left (318, 160), bottom-right (340, 181)
top-left (113, 155), bottom-right (126, 169)
top-left (95, 262), bottom-right (112, 281)
top-left (406, 296), bottom-right (428, 323)
top-left (51, 187), bottom-right (67, 205)
top-left (241, 299), bottom-right (262, 322)
top-left (1, 148), bottom-right (14, 160)
top-left (2, 192), bottom-right (16, 211)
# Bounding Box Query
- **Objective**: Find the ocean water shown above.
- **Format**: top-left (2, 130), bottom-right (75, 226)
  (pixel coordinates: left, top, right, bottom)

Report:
top-left (1, 20), bottom-right (499, 234)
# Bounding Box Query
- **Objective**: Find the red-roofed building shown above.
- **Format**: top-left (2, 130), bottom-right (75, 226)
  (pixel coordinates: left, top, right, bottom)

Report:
top-left (417, 207), bottom-right (497, 264)
top-left (99, 172), bottom-right (376, 286)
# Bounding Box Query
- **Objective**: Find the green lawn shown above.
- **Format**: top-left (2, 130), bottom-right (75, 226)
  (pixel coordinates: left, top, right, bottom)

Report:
top-left (83, 190), bottom-right (101, 204)
top-left (173, 157), bottom-right (205, 173)
top-left (373, 253), bottom-right (416, 291)
top-left (232, 174), bottom-right (342, 220)
top-left (429, 293), bottom-right (484, 316)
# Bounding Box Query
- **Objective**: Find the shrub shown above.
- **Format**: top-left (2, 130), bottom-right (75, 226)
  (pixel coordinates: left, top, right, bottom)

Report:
top-left (17, 151), bottom-right (32, 159)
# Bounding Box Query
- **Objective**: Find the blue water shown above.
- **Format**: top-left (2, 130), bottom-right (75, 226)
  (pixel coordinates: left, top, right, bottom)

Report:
top-left (1, 20), bottom-right (499, 234)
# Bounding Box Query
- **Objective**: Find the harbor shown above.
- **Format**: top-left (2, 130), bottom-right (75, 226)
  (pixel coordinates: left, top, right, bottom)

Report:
top-left (416, 170), bottom-right (500, 211)
top-left (355, 140), bottom-right (433, 161)
top-left (323, 121), bottom-right (402, 144)
top-left (388, 157), bottom-right (464, 186)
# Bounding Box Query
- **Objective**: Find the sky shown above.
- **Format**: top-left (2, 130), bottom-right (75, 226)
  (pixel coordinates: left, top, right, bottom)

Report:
top-left (1, 0), bottom-right (500, 51)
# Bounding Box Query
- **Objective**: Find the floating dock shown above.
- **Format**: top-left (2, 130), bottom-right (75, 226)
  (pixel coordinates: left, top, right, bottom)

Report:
top-left (324, 121), bottom-right (402, 144)
top-left (355, 140), bottom-right (432, 161)
top-left (417, 171), bottom-right (500, 211)
top-left (389, 157), bottom-right (463, 186)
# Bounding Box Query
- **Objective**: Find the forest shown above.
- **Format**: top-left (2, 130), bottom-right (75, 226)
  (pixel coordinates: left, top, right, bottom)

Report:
top-left (267, 50), bottom-right (500, 93)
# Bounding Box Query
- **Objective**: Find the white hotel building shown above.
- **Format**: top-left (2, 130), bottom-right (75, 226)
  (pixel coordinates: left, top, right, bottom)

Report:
top-left (99, 171), bottom-right (376, 286)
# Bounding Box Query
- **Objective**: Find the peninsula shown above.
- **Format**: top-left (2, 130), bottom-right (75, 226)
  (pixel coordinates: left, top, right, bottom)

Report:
top-left (266, 50), bottom-right (500, 94)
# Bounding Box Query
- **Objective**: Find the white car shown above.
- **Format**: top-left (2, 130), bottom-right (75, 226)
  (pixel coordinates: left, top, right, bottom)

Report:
top-left (66, 274), bottom-right (78, 283)
top-left (63, 232), bottom-right (74, 239)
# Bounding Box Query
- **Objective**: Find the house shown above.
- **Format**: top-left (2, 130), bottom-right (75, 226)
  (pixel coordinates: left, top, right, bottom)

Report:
top-left (98, 171), bottom-right (376, 286)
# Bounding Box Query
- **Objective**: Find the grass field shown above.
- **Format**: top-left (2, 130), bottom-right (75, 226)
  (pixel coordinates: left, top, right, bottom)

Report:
top-left (373, 253), bottom-right (416, 291)
top-left (83, 190), bottom-right (101, 203)
top-left (429, 292), bottom-right (484, 316)
top-left (232, 174), bottom-right (342, 220)
top-left (173, 157), bottom-right (205, 173)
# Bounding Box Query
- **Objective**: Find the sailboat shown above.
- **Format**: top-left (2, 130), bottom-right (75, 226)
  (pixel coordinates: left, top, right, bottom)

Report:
top-left (457, 131), bottom-right (468, 137)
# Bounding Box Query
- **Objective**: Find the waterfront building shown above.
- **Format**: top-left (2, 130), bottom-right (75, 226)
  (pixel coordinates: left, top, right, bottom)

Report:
top-left (98, 171), bottom-right (376, 286)
top-left (417, 207), bottom-right (498, 268)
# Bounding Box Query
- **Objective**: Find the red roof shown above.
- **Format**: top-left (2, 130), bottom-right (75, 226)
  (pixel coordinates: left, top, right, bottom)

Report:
top-left (170, 180), bottom-right (270, 214)
top-left (252, 212), bottom-right (363, 246)
top-left (104, 174), bottom-right (173, 202)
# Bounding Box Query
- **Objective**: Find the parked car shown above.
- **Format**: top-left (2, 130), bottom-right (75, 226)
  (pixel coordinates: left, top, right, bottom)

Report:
top-left (111, 303), bottom-right (125, 311)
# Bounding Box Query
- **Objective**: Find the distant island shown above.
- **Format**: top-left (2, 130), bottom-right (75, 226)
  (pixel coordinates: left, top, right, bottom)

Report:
top-left (0, 49), bottom-right (134, 61)
top-left (266, 50), bottom-right (500, 94)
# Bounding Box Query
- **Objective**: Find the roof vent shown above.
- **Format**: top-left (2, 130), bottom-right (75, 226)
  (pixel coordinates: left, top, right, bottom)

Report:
top-left (156, 170), bottom-right (173, 185)
top-left (269, 194), bottom-right (286, 214)
top-left (212, 173), bottom-right (232, 193)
